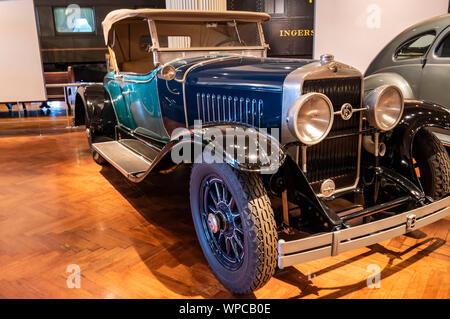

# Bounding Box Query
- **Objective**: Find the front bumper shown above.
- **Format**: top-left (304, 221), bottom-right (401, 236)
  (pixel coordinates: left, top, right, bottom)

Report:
top-left (278, 196), bottom-right (450, 268)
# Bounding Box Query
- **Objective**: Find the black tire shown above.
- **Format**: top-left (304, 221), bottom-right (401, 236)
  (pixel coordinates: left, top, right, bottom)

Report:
top-left (86, 127), bottom-right (108, 166)
top-left (190, 163), bottom-right (278, 294)
top-left (92, 149), bottom-right (108, 166)
top-left (412, 129), bottom-right (450, 199)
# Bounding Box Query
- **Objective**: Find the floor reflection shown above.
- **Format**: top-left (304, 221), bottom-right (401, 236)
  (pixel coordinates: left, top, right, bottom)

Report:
top-left (0, 101), bottom-right (77, 137)
top-left (0, 101), bottom-right (68, 119)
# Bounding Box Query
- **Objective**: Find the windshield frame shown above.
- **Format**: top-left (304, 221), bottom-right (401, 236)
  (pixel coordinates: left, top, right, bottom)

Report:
top-left (107, 18), bottom-right (268, 74)
top-left (148, 19), bottom-right (267, 52)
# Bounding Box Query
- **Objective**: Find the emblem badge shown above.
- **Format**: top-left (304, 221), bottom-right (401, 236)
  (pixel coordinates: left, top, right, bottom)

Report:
top-left (406, 214), bottom-right (417, 231)
top-left (340, 103), bottom-right (353, 120)
top-left (320, 179), bottom-right (335, 197)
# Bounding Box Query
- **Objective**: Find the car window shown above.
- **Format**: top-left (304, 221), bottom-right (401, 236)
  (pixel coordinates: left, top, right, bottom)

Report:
top-left (395, 32), bottom-right (435, 60)
top-left (53, 7), bottom-right (95, 33)
top-left (435, 32), bottom-right (450, 58)
top-left (155, 21), bottom-right (262, 49)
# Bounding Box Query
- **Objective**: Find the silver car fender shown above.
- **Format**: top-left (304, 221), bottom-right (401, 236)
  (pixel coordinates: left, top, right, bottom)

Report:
top-left (364, 72), bottom-right (414, 99)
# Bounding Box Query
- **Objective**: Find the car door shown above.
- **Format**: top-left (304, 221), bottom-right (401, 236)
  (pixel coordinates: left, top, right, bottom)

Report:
top-left (104, 73), bottom-right (136, 130)
top-left (122, 70), bottom-right (170, 142)
top-left (387, 32), bottom-right (437, 98)
top-left (420, 26), bottom-right (450, 108)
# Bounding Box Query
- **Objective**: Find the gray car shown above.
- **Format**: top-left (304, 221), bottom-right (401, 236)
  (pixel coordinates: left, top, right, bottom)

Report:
top-left (365, 13), bottom-right (450, 142)
top-left (365, 14), bottom-right (450, 105)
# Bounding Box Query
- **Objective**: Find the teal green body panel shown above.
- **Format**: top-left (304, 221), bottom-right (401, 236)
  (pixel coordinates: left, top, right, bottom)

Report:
top-left (104, 69), bottom-right (170, 143)
top-left (104, 73), bottom-right (136, 130)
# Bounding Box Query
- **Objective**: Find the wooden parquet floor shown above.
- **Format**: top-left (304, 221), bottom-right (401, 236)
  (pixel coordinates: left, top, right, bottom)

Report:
top-left (0, 130), bottom-right (449, 298)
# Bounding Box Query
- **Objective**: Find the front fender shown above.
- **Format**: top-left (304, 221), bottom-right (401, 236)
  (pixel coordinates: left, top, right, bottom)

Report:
top-left (364, 72), bottom-right (414, 99)
top-left (74, 84), bottom-right (116, 139)
top-left (383, 99), bottom-right (450, 184)
top-left (170, 123), bottom-right (286, 174)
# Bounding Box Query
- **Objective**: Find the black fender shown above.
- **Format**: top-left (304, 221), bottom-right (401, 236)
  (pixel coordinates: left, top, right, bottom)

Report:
top-left (166, 124), bottom-right (339, 230)
top-left (383, 100), bottom-right (450, 186)
top-left (168, 123), bottom-right (286, 174)
top-left (74, 85), bottom-right (116, 140)
top-left (272, 155), bottom-right (342, 231)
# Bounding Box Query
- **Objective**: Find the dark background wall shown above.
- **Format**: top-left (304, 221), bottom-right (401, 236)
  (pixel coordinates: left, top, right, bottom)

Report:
top-left (228, 0), bottom-right (315, 58)
top-left (35, 0), bottom-right (165, 65)
top-left (34, 0), bottom-right (165, 80)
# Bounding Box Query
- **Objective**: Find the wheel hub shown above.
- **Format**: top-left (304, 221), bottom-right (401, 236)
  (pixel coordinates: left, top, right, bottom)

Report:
top-left (217, 202), bottom-right (233, 233)
top-left (207, 213), bottom-right (220, 234)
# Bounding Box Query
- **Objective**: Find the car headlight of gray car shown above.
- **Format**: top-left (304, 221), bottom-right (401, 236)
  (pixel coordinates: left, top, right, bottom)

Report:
top-left (287, 92), bottom-right (334, 145)
top-left (365, 85), bottom-right (404, 131)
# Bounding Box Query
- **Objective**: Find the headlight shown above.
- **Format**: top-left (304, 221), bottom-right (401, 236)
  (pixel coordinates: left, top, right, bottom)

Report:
top-left (287, 93), bottom-right (334, 145)
top-left (365, 85), bottom-right (404, 131)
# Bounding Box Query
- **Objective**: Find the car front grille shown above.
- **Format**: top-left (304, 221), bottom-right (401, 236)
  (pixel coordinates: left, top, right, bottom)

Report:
top-left (301, 77), bottom-right (362, 192)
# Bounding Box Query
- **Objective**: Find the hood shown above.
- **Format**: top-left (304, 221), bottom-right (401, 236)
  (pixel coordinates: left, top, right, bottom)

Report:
top-left (172, 55), bottom-right (316, 129)
top-left (172, 55), bottom-right (314, 92)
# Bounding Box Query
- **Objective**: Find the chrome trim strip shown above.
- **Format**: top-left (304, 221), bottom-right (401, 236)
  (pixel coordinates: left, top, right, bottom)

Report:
top-left (156, 46), bottom-right (266, 52)
top-left (333, 106), bottom-right (367, 116)
top-left (105, 70), bottom-right (159, 84)
top-left (282, 61), bottom-right (363, 144)
top-left (278, 196), bottom-right (450, 268)
top-left (282, 60), bottom-right (364, 196)
top-left (174, 56), bottom-right (242, 84)
top-left (316, 107), bottom-right (363, 198)
top-left (175, 56), bottom-right (242, 128)
top-left (257, 22), bottom-right (268, 58)
top-left (281, 62), bottom-right (321, 146)
top-left (148, 20), bottom-right (160, 66)
top-left (166, 79), bottom-right (180, 95)
top-left (117, 125), bottom-right (164, 153)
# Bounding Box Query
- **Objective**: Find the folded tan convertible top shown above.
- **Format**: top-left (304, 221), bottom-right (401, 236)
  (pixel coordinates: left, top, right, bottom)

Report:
top-left (102, 8), bottom-right (270, 44)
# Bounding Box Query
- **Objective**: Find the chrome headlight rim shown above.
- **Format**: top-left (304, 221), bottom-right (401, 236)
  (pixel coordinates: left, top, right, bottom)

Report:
top-left (365, 85), bottom-right (404, 132)
top-left (287, 92), bottom-right (334, 146)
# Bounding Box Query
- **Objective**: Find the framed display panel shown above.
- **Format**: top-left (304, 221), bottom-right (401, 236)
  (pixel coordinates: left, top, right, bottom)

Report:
top-left (0, 0), bottom-right (46, 102)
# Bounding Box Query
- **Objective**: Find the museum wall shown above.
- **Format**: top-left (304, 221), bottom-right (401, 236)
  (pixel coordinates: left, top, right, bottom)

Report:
top-left (314, 0), bottom-right (449, 73)
top-left (228, 0), bottom-right (314, 58)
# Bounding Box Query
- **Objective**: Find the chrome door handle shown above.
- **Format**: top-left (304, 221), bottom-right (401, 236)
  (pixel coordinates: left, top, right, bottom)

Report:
top-left (122, 90), bottom-right (131, 96)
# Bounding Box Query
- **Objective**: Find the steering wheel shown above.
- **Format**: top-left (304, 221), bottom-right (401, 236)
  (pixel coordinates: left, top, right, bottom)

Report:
top-left (215, 39), bottom-right (242, 47)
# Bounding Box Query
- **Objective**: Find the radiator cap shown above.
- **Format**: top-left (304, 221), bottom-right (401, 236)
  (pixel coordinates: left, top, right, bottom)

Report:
top-left (320, 54), bottom-right (334, 65)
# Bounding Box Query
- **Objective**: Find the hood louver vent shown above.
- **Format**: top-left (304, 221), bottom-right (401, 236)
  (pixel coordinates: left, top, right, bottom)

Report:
top-left (196, 93), bottom-right (264, 128)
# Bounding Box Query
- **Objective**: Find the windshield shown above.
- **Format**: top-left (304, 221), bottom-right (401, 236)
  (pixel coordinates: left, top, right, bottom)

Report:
top-left (154, 20), bottom-right (263, 49)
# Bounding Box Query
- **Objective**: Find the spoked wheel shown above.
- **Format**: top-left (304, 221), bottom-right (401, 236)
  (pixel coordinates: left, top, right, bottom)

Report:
top-left (190, 163), bottom-right (278, 294)
top-left (413, 129), bottom-right (450, 199)
top-left (201, 175), bottom-right (245, 270)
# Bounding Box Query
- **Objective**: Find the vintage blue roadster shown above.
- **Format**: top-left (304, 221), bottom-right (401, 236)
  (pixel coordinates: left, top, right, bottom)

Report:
top-left (75, 9), bottom-right (450, 294)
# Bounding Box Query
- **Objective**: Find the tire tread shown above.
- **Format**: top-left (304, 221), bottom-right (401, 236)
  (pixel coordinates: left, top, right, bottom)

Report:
top-left (234, 170), bottom-right (278, 294)
top-left (414, 129), bottom-right (450, 199)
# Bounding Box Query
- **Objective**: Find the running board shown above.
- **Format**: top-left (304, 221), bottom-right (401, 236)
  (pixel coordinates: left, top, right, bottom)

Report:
top-left (92, 141), bottom-right (153, 180)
